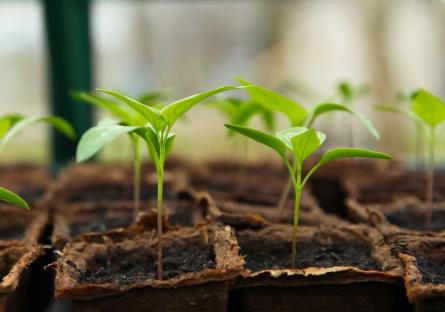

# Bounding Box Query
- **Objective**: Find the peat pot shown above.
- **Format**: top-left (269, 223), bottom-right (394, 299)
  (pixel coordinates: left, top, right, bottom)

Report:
top-left (230, 223), bottom-right (410, 312)
top-left (55, 225), bottom-right (244, 312)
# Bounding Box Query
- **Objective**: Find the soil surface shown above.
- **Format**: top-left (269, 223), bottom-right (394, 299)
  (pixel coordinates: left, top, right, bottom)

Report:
top-left (81, 243), bottom-right (215, 285)
top-left (416, 256), bottom-right (445, 284)
top-left (390, 235), bottom-right (445, 285)
top-left (0, 206), bottom-right (34, 240)
top-left (386, 206), bottom-right (445, 232)
top-left (237, 229), bottom-right (380, 272)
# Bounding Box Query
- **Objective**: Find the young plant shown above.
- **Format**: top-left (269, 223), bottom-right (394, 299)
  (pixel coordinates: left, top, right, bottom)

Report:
top-left (225, 124), bottom-right (391, 267)
top-left (73, 90), bottom-right (166, 220)
top-left (375, 89), bottom-right (445, 229)
top-left (374, 90), bottom-right (424, 166)
top-left (0, 114), bottom-right (75, 209)
top-left (337, 81), bottom-right (370, 147)
top-left (77, 85), bottom-right (247, 280)
top-left (236, 78), bottom-right (380, 215)
top-left (207, 96), bottom-right (275, 188)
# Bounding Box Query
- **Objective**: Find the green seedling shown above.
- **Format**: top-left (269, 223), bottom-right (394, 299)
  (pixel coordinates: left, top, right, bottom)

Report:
top-left (207, 96), bottom-right (275, 189)
top-left (375, 90), bottom-right (424, 166)
top-left (0, 114), bottom-right (75, 209)
top-left (77, 85), bottom-right (247, 279)
top-left (74, 90), bottom-right (166, 220)
top-left (378, 90), bottom-right (445, 230)
top-left (237, 78), bottom-right (379, 216)
top-left (225, 124), bottom-right (391, 267)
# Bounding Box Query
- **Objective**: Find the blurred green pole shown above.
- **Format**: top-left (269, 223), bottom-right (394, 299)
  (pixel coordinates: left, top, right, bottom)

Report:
top-left (42, 0), bottom-right (93, 167)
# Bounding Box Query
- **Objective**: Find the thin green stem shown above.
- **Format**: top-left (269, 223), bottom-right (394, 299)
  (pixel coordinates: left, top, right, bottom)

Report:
top-left (156, 140), bottom-right (166, 280)
top-left (291, 165), bottom-right (302, 269)
top-left (277, 157), bottom-right (297, 220)
top-left (132, 137), bottom-right (141, 221)
top-left (425, 126), bottom-right (435, 230)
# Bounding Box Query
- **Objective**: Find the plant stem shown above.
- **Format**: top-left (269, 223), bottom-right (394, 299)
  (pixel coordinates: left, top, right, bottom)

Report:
top-left (278, 158), bottom-right (297, 221)
top-left (425, 127), bottom-right (435, 230)
top-left (156, 144), bottom-right (165, 280)
top-left (133, 138), bottom-right (141, 222)
top-left (291, 166), bottom-right (302, 269)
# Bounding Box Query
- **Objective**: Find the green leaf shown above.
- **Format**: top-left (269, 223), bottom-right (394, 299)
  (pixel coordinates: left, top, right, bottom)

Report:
top-left (76, 124), bottom-right (140, 162)
top-left (276, 127), bottom-right (325, 163)
top-left (165, 133), bottom-right (176, 156)
top-left (236, 78), bottom-right (307, 126)
top-left (338, 81), bottom-right (369, 102)
top-left (260, 109), bottom-right (275, 132)
top-left (206, 98), bottom-right (241, 119)
top-left (97, 89), bottom-right (165, 130)
top-left (290, 128), bottom-right (326, 163)
top-left (0, 114), bottom-right (24, 139)
top-left (318, 148), bottom-right (392, 167)
top-left (0, 116), bottom-right (75, 152)
top-left (137, 91), bottom-right (167, 107)
top-left (225, 124), bottom-right (287, 160)
top-left (374, 105), bottom-right (420, 124)
top-left (161, 85), bottom-right (245, 128)
top-left (72, 91), bottom-right (138, 124)
top-left (0, 187), bottom-right (29, 210)
top-left (276, 127), bottom-right (308, 149)
top-left (308, 103), bottom-right (380, 139)
top-left (411, 89), bottom-right (445, 127)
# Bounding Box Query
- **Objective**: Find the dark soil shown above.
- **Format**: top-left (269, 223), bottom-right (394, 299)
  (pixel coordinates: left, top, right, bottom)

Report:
top-left (0, 206), bottom-right (34, 240)
top-left (416, 256), bottom-right (445, 284)
top-left (81, 243), bottom-right (216, 285)
top-left (237, 232), bottom-right (380, 272)
top-left (390, 237), bottom-right (445, 285)
top-left (64, 184), bottom-right (174, 204)
top-left (386, 206), bottom-right (445, 232)
top-left (70, 217), bottom-right (133, 238)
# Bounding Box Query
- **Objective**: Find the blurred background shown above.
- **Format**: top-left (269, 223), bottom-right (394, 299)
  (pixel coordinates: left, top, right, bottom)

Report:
top-left (1, 0), bottom-right (445, 165)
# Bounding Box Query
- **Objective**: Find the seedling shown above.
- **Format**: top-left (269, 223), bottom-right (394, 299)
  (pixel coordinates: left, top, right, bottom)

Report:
top-left (378, 90), bottom-right (445, 229)
top-left (237, 78), bottom-right (380, 215)
top-left (0, 114), bottom-right (75, 209)
top-left (375, 90), bottom-right (424, 167)
top-left (77, 85), bottom-right (247, 279)
top-left (74, 91), bottom-right (166, 220)
top-left (207, 96), bottom-right (275, 188)
top-left (225, 124), bottom-right (391, 267)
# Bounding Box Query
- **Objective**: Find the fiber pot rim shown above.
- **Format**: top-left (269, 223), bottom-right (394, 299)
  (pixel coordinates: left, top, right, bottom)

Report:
top-left (233, 223), bottom-right (404, 288)
top-left (0, 242), bottom-right (43, 294)
top-left (389, 232), bottom-right (445, 302)
top-left (55, 225), bottom-right (244, 300)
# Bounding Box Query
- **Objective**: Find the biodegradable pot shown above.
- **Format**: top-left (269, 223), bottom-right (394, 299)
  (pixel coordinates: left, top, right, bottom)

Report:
top-left (47, 164), bottom-right (187, 209)
top-left (188, 160), bottom-right (290, 201)
top-left (51, 189), bottom-right (200, 250)
top-left (0, 242), bottom-right (42, 312)
top-left (55, 225), bottom-right (244, 312)
top-left (0, 165), bottom-right (50, 207)
top-left (388, 232), bottom-right (445, 312)
top-left (344, 171), bottom-right (445, 204)
top-left (0, 205), bottom-right (48, 245)
top-left (306, 158), bottom-right (400, 217)
top-left (347, 196), bottom-right (445, 235)
top-left (230, 224), bottom-right (410, 312)
top-left (198, 190), bottom-right (346, 230)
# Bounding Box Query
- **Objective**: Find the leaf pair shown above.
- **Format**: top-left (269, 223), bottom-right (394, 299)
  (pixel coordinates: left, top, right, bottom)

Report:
top-left (208, 97), bottom-right (275, 137)
top-left (77, 85), bottom-right (248, 164)
top-left (237, 78), bottom-right (379, 139)
top-left (225, 124), bottom-right (391, 185)
top-left (0, 114), bottom-right (75, 210)
top-left (0, 116), bottom-right (75, 152)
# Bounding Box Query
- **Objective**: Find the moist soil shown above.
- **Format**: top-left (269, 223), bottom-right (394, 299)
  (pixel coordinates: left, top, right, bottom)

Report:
top-left (0, 206), bottom-right (36, 240)
top-left (385, 206), bottom-right (445, 232)
top-left (390, 235), bottom-right (445, 285)
top-left (79, 243), bottom-right (215, 286)
top-left (238, 235), bottom-right (380, 272)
